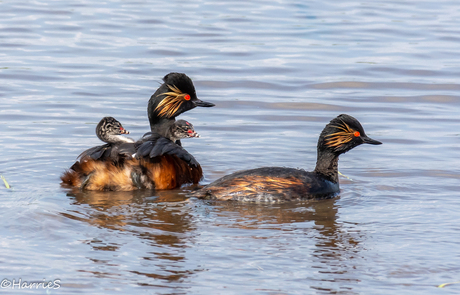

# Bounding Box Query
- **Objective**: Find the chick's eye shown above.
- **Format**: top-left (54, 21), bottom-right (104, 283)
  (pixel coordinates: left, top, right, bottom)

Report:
top-left (354, 131), bottom-right (360, 137)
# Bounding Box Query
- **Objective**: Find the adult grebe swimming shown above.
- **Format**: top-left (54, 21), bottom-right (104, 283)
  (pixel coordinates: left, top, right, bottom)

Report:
top-left (191, 114), bottom-right (381, 202)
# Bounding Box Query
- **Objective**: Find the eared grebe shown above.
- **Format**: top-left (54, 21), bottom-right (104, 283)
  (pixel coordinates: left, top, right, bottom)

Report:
top-left (130, 72), bottom-right (213, 189)
top-left (61, 73), bottom-right (212, 191)
top-left (191, 114), bottom-right (381, 202)
top-left (148, 72), bottom-right (214, 138)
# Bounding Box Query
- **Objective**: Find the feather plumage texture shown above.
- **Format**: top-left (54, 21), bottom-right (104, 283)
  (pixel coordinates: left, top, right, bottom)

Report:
top-left (155, 84), bottom-right (189, 118)
top-left (61, 117), bottom-right (202, 191)
top-left (191, 114), bottom-right (381, 202)
top-left (135, 133), bottom-right (199, 167)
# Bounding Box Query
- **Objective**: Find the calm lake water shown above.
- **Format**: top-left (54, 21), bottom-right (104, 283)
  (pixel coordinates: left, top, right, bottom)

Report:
top-left (1, 0), bottom-right (460, 294)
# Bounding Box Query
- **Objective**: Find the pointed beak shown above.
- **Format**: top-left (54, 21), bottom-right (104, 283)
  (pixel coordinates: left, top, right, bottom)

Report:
top-left (193, 99), bottom-right (215, 108)
top-left (120, 129), bottom-right (130, 135)
top-left (362, 136), bottom-right (382, 145)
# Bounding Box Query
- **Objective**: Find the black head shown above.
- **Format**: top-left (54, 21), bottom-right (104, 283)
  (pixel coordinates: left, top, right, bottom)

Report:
top-left (147, 73), bottom-right (215, 126)
top-left (318, 114), bottom-right (382, 155)
top-left (171, 119), bottom-right (200, 140)
top-left (96, 116), bottom-right (129, 142)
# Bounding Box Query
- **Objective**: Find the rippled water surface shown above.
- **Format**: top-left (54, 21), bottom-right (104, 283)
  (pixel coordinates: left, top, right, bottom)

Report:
top-left (2, 0), bottom-right (460, 294)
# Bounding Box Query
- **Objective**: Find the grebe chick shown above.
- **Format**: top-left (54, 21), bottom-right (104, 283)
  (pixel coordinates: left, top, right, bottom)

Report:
top-left (134, 119), bottom-right (200, 168)
top-left (96, 116), bottom-right (134, 144)
top-left (191, 114), bottom-right (382, 202)
top-left (143, 119), bottom-right (199, 143)
top-left (166, 119), bottom-right (200, 142)
top-left (78, 116), bottom-right (134, 162)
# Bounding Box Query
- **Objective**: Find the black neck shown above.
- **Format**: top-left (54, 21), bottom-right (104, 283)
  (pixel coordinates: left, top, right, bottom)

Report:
top-left (314, 151), bottom-right (339, 183)
top-left (149, 116), bottom-right (172, 133)
top-left (147, 87), bottom-right (168, 131)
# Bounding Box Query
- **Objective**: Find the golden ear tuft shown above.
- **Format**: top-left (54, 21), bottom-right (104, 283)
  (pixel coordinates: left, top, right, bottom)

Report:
top-left (325, 119), bottom-right (357, 149)
top-left (155, 84), bottom-right (190, 118)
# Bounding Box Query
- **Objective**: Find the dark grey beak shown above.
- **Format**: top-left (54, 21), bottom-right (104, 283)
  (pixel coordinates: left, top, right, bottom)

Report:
top-left (362, 136), bottom-right (382, 145)
top-left (194, 99), bottom-right (215, 107)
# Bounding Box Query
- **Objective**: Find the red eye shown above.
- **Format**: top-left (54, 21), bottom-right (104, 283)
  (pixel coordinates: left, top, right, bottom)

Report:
top-left (184, 94), bottom-right (191, 100)
top-left (354, 131), bottom-right (360, 137)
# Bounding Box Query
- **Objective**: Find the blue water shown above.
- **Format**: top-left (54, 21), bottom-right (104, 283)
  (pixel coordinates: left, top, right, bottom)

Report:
top-left (1, 0), bottom-right (460, 294)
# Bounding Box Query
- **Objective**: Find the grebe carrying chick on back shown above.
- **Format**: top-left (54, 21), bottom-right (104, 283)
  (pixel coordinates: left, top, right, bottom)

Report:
top-left (61, 73), bottom-right (214, 191)
top-left (62, 116), bottom-right (201, 190)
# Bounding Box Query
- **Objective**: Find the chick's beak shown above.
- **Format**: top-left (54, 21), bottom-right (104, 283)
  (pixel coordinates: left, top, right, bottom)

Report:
top-left (188, 130), bottom-right (200, 138)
